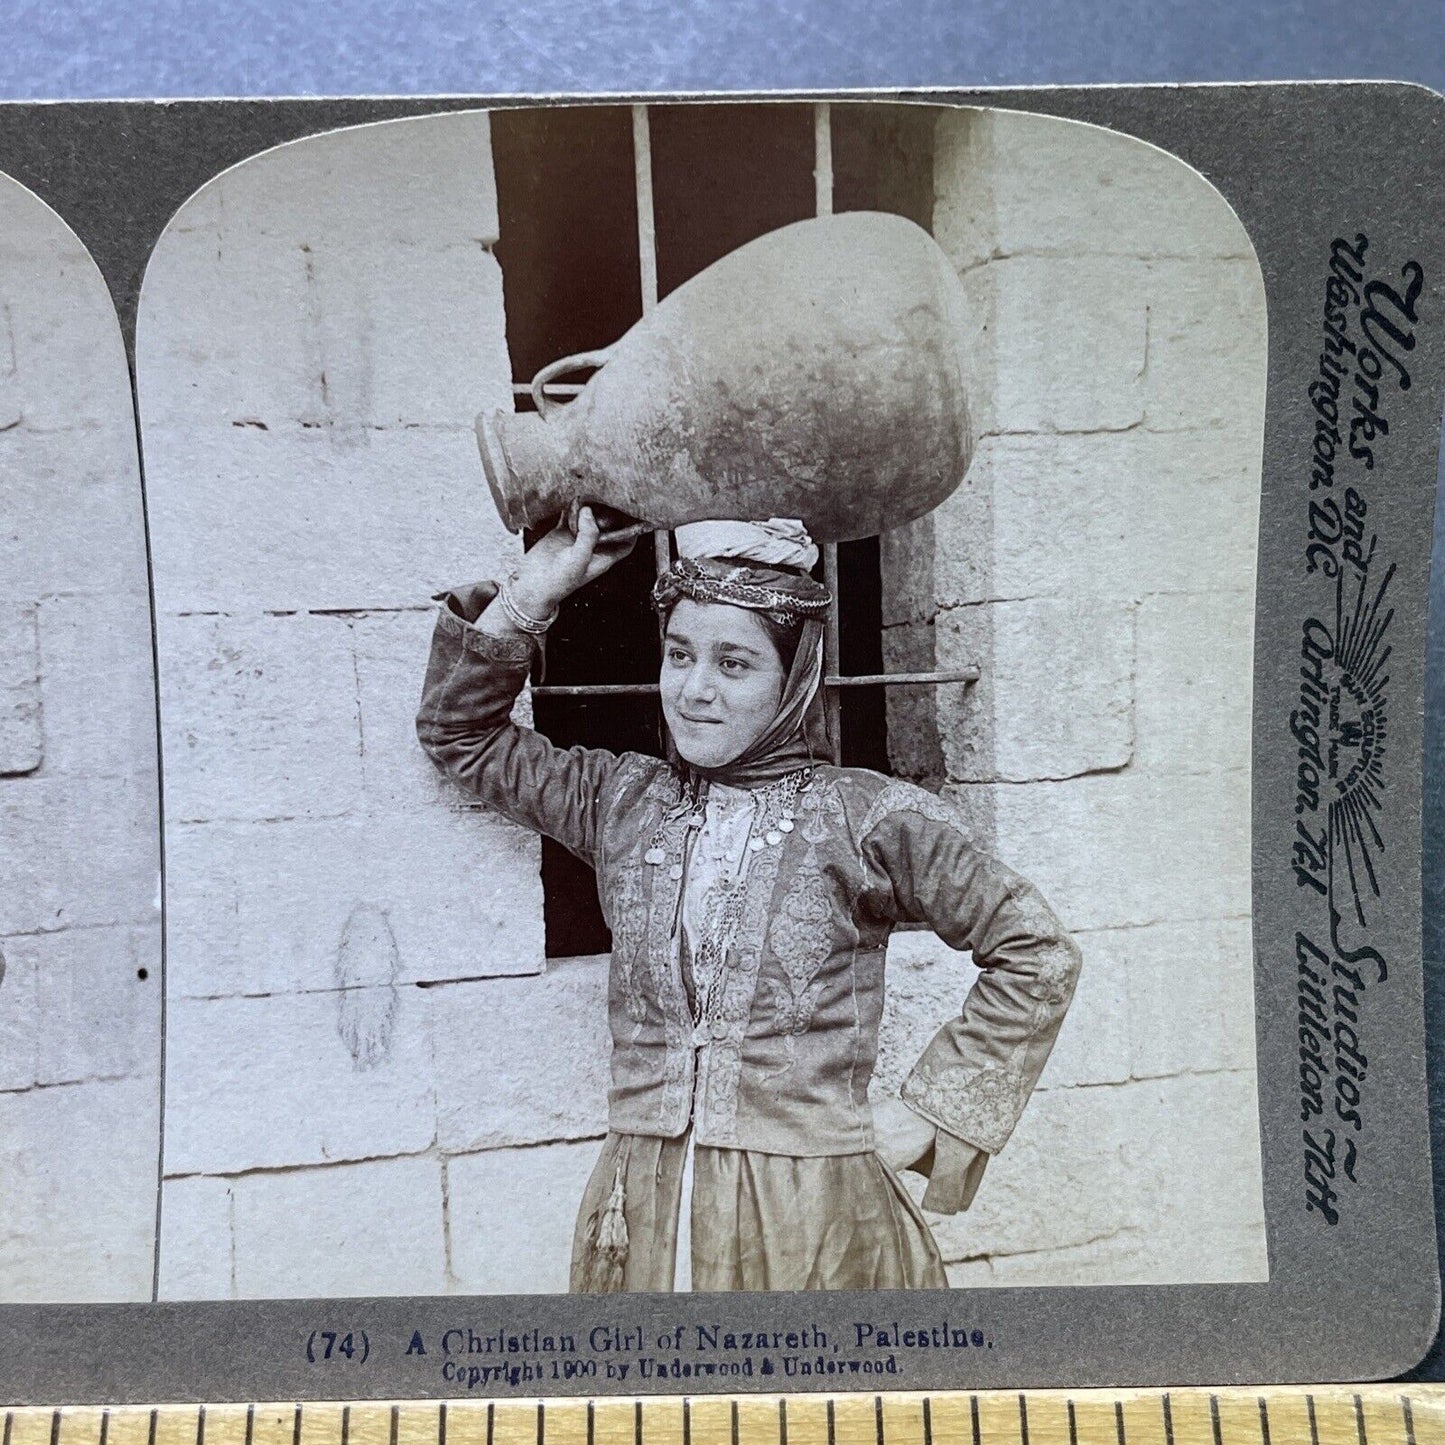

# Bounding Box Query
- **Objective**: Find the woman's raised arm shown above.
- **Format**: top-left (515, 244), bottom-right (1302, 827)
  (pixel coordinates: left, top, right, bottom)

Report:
top-left (415, 508), bottom-right (637, 866)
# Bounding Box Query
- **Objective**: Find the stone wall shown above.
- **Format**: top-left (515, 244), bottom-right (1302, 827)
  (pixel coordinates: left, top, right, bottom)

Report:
top-left (137, 112), bottom-right (611, 1297)
top-left (879, 108), bottom-right (1269, 1284)
top-left (0, 176), bottom-right (162, 1301)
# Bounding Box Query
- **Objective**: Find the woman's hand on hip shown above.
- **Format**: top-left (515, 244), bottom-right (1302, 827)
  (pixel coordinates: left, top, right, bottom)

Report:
top-left (507, 505), bottom-right (637, 617)
top-left (873, 1096), bottom-right (938, 1173)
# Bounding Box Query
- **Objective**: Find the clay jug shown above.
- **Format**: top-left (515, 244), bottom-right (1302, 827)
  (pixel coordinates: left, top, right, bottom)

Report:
top-left (478, 212), bottom-right (974, 543)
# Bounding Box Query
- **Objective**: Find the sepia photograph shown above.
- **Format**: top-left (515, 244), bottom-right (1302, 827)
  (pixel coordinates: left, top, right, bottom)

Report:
top-left (2, 96), bottom-right (1270, 1305)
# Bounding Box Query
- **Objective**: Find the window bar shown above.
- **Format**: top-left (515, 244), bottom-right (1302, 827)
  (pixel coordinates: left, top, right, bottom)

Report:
top-left (814, 103), bottom-right (845, 758)
top-left (632, 104), bottom-right (672, 581)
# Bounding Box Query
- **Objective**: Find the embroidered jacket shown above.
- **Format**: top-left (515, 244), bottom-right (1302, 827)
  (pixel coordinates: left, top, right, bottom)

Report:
top-left (417, 585), bottom-right (1081, 1175)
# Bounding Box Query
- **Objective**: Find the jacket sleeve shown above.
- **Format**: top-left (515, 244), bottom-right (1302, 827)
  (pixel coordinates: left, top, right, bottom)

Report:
top-left (859, 784), bottom-right (1082, 1164)
top-left (415, 581), bottom-right (620, 867)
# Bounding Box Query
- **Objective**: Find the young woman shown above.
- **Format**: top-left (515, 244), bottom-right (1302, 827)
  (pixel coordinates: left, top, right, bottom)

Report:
top-left (417, 509), bottom-right (1081, 1293)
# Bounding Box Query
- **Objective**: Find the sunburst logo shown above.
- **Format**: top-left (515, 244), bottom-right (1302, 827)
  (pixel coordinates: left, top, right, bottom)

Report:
top-left (1324, 561), bottom-right (1393, 931)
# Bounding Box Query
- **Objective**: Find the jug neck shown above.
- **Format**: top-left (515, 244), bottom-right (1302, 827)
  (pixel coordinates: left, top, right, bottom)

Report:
top-left (477, 410), bottom-right (577, 533)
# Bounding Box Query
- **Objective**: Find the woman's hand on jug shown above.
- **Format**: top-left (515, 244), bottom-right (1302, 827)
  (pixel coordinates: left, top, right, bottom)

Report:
top-left (507, 505), bottom-right (637, 617)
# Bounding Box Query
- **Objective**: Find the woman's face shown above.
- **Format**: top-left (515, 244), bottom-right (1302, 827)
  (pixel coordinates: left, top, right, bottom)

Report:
top-left (660, 599), bottom-right (787, 769)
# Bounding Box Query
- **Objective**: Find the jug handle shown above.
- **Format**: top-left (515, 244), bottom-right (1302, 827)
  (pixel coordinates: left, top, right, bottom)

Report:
top-left (530, 348), bottom-right (613, 419)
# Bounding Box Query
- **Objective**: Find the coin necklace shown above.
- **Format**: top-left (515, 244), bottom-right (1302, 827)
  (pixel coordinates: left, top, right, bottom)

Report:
top-left (641, 768), bottom-right (813, 1029)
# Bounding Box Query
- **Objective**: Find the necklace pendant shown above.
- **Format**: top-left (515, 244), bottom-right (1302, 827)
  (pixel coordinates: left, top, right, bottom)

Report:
top-left (747, 837), bottom-right (765, 853)
top-left (644, 846), bottom-right (666, 865)
top-left (778, 817), bottom-right (794, 832)
top-left (765, 830), bottom-right (783, 847)
top-left (668, 862), bottom-right (684, 881)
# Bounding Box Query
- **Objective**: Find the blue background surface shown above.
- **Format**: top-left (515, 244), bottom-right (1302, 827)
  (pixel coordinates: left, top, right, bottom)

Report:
top-left (1, 0), bottom-right (1443, 1379)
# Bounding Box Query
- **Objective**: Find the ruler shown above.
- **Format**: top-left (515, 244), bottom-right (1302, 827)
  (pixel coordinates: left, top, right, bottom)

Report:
top-left (1, 1389), bottom-right (1441, 1445)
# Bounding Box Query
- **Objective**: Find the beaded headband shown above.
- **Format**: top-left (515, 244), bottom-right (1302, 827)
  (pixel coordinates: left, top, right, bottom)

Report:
top-left (651, 556), bottom-right (833, 628)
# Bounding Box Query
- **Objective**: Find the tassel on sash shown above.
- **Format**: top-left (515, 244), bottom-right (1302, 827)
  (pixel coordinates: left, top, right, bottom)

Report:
top-left (587, 1162), bottom-right (629, 1293)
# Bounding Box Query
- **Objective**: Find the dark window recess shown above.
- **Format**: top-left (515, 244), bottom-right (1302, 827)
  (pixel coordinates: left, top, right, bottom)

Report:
top-left (490, 103), bottom-right (932, 958)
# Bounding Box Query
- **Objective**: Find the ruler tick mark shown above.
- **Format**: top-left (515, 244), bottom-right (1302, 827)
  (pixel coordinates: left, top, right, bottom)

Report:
top-left (198, 1405), bottom-right (207, 1445)
top-left (587, 1402), bottom-right (595, 1445)
top-left (1020, 1395), bottom-right (1030, 1445)
top-left (49, 1410), bottom-right (60, 1445)
top-left (439, 1403), bottom-right (447, 1445)
top-left (149, 1410), bottom-right (158, 1445)
top-left (1258, 1398), bottom-right (1271, 1445)
top-left (536, 1402), bottom-right (544, 1445)
top-left (1402, 1398), bottom-right (1416, 1445)
top-left (1210, 1396), bottom-right (1222, 1445)
top-left (1116, 1400), bottom-right (1127, 1445)
top-left (1067, 1401), bottom-right (1078, 1445)
top-left (292, 1405), bottom-right (302, 1445)
top-left (970, 1396), bottom-right (980, 1445)
top-left (1306, 1395), bottom-right (1320, 1445)
top-left (679, 1401), bottom-right (686, 1445)
top-left (778, 1399), bottom-right (785, 1445)
top-left (341, 1408), bottom-right (350, 1445)
top-left (487, 1403), bottom-right (495, 1445)
top-left (732, 1401), bottom-right (740, 1445)
top-left (635, 1399), bottom-right (643, 1445)
top-left (1353, 1396), bottom-right (1366, 1445)
top-left (827, 1399), bottom-right (837, 1445)
top-left (100, 1412), bottom-right (109, 1445)
top-left (1163, 1395), bottom-right (1174, 1445)
top-left (875, 1396), bottom-right (885, 1445)
top-left (922, 1399), bottom-right (932, 1445)
top-left (4, 1409), bottom-right (12, 1445)
top-left (390, 1405), bottom-right (399, 1445)
top-left (245, 1405), bottom-right (255, 1445)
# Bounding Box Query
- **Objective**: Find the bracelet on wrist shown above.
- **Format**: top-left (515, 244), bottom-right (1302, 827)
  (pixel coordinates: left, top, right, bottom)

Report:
top-left (498, 578), bottom-right (559, 635)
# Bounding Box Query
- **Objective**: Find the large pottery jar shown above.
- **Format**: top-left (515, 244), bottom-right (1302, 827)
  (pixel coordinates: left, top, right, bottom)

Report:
top-left (478, 211), bottom-right (974, 543)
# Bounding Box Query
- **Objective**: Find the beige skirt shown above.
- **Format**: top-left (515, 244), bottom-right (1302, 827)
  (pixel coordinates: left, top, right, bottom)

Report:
top-left (570, 1130), bottom-right (948, 1293)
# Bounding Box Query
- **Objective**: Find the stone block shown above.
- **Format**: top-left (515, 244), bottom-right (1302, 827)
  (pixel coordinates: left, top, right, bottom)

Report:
top-left (135, 227), bottom-right (320, 428)
top-left (982, 255), bottom-right (1149, 436)
top-left (934, 109), bottom-right (1256, 268)
top-left (0, 603), bottom-right (42, 775)
top-left (144, 426), bottom-right (521, 613)
top-left (1035, 935), bottom-right (1129, 1090)
top-left (982, 1228), bottom-right (1155, 1287)
top-left (934, 598), bottom-right (1134, 782)
top-left (0, 178), bottom-right (135, 434)
top-left (912, 1081), bottom-right (1132, 1262)
top-left (227, 1156), bottom-right (447, 1298)
top-left (1142, 258), bottom-right (1268, 432)
top-left (922, 429), bottom-right (1261, 610)
top-left (157, 1174), bottom-right (235, 1300)
top-left (36, 591), bottom-right (159, 782)
top-left (165, 810), bottom-right (543, 998)
top-left (1133, 590), bottom-right (1254, 775)
top-left (1118, 1069), bottom-right (1268, 1282)
top-left (433, 956), bottom-right (610, 1153)
top-left (0, 776), bottom-right (161, 936)
top-left (162, 988), bottom-right (436, 1175)
top-left (158, 612), bottom-right (364, 823)
top-left (0, 430), bottom-right (149, 603)
top-left (140, 111), bottom-right (501, 429)
top-left (952, 769), bottom-right (1250, 932)
top-left (305, 241), bottom-right (512, 432)
top-left (0, 1075), bottom-right (158, 1302)
top-left (0, 924), bottom-right (160, 1092)
top-left (139, 233), bottom-right (510, 435)
top-left (205, 111), bottom-right (498, 250)
top-left (1066, 917), bottom-right (1256, 1081)
top-left (351, 608), bottom-right (476, 812)
top-left (447, 1141), bottom-right (601, 1295)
